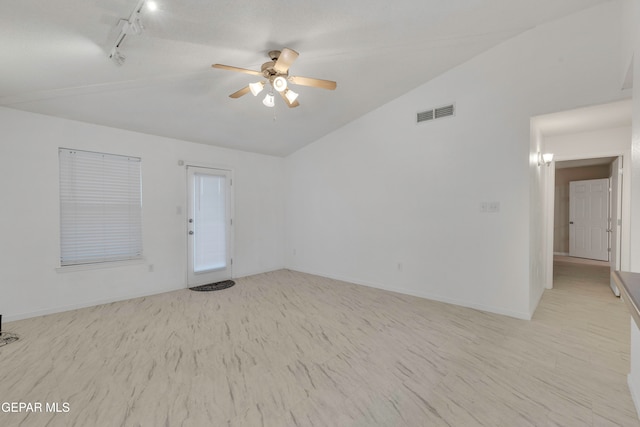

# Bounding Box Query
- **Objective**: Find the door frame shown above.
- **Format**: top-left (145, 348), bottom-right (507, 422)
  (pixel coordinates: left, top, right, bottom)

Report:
top-left (610, 157), bottom-right (623, 295)
top-left (610, 157), bottom-right (623, 271)
top-left (183, 162), bottom-right (234, 288)
top-left (544, 152), bottom-right (629, 289)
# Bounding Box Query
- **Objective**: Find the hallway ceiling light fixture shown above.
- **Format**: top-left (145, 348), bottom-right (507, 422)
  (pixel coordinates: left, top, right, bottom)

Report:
top-left (538, 152), bottom-right (554, 167)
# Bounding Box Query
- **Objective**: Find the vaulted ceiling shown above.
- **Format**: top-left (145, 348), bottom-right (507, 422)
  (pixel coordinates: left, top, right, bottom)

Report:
top-left (0, 0), bottom-right (611, 156)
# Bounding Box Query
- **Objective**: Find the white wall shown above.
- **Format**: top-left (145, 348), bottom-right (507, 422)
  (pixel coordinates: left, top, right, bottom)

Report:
top-left (284, 1), bottom-right (629, 319)
top-left (632, 0), bottom-right (640, 272)
top-left (627, 0), bottom-right (640, 415)
top-left (530, 123), bottom-right (551, 311)
top-left (630, 318), bottom-right (640, 419)
top-left (0, 107), bottom-right (285, 321)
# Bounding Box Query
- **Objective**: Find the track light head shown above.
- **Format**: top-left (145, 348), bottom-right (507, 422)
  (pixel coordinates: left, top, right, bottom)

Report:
top-left (110, 49), bottom-right (126, 66)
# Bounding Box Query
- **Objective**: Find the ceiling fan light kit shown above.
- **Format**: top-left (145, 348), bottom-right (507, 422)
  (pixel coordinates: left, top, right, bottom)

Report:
top-left (262, 93), bottom-right (275, 108)
top-left (212, 47), bottom-right (337, 109)
top-left (249, 81), bottom-right (265, 96)
top-left (285, 89), bottom-right (299, 104)
top-left (273, 76), bottom-right (288, 92)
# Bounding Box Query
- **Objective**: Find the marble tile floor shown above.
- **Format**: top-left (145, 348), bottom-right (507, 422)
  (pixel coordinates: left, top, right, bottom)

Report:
top-left (1, 265), bottom-right (638, 426)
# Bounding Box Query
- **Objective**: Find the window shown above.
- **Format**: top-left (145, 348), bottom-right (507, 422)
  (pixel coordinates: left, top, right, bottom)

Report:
top-left (59, 148), bottom-right (142, 266)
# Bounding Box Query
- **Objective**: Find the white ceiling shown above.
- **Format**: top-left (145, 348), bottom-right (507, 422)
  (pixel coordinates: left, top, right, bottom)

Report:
top-left (555, 157), bottom-right (617, 169)
top-left (535, 99), bottom-right (632, 138)
top-left (0, 0), bottom-right (612, 156)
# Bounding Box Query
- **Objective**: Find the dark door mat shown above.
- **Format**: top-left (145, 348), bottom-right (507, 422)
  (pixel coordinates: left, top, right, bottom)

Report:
top-left (189, 280), bottom-right (235, 292)
top-left (0, 332), bottom-right (19, 347)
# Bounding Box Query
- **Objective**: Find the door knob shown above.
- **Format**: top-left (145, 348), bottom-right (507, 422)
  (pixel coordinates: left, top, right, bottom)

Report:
top-left (569, 221), bottom-right (574, 224)
top-left (189, 230), bottom-right (194, 235)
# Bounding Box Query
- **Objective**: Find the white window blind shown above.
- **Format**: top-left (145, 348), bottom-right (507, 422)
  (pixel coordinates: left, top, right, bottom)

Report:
top-left (59, 148), bottom-right (142, 266)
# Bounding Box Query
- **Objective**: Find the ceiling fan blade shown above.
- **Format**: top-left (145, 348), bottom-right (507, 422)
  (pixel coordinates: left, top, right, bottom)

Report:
top-left (273, 48), bottom-right (299, 74)
top-left (229, 86), bottom-right (251, 98)
top-left (289, 75), bottom-right (337, 90)
top-left (212, 64), bottom-right (263, 77)
top-left (279, 91), bottom-right (300, 108)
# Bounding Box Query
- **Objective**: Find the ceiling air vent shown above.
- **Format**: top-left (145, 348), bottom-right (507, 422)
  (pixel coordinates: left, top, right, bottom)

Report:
top-left (417, 103), bottom-right (455, 124)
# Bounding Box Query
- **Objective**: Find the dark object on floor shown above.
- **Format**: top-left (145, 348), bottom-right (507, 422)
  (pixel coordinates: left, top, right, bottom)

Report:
top-left (189, 280), bottom-right (235, 292)
top-left (0, 332), bottom-right (19, 347)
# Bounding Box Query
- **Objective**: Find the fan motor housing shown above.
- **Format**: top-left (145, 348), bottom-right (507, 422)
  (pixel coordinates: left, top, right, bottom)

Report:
top-left (261, 61), bottom-right (287, 80)
top-left (268, 50), bottom-right (281, 61)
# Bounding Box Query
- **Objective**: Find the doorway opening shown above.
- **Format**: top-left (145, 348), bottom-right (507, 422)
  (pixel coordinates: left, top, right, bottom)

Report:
top-left (532, 99), bottom-right (632, 306)
top-left (553, 156), bottom-right (621, 296)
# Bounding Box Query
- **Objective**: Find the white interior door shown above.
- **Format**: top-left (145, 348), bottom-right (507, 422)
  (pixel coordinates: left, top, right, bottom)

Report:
top-left (569, 178), bottom-right (609, 261)
top-left (187, 166), bottom-right (232, 286)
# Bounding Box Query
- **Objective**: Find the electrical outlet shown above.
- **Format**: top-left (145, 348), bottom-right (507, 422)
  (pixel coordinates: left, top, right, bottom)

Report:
top-left (489, 202), bottom-right (500, 213)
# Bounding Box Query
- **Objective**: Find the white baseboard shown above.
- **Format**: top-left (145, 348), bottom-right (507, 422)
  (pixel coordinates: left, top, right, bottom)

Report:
top-left (3, 284), bottom-right (185, 323)
top-left (5, 266), bottom-right (288, 323)
top-left (233, 265), bottom-right (287, 280)
top-left (5, 266), bottom-right (531, 323)
top-left (530, 283), bottom-right (545, 315)
top-left (554, 252), bottom-right (570, 256)
top-left (628, 374), bottom-right (640, 420)
top-left (288, 267), bottom-right (531, 320)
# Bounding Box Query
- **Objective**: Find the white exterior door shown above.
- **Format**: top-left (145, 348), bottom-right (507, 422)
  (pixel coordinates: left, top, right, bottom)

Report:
top-left (187, 166), bottom-right (233, 286)
top-left (569, 178), bottom-right (609, 262)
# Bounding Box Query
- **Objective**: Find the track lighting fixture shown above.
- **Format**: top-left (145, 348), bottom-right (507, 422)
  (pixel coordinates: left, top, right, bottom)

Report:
top-left (109, 49), bottom-right (126, 66)
top-left (108, 0), bottom-right (157, 66)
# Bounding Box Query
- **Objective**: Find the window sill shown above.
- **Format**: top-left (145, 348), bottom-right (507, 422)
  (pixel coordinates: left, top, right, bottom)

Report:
top-left (55, 258), bottom-right (146, 273)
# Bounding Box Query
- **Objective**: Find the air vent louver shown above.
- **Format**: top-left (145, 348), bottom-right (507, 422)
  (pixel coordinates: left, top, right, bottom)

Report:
top-left (435, 104), bottom-right (455, 118)
top-left (417, 103), bottom-right (455, 124)
top-left (417, 110), bottom-right (434, 123)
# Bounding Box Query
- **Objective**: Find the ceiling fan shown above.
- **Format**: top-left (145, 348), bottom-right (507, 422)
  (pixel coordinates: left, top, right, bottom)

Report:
top-left (212, 48), bottom-right (337, 108)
